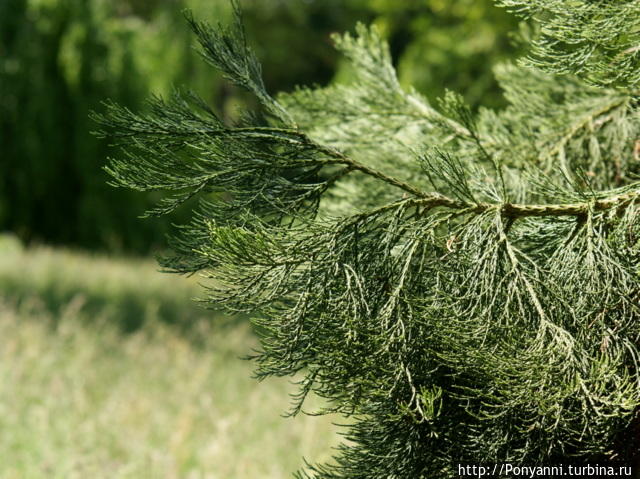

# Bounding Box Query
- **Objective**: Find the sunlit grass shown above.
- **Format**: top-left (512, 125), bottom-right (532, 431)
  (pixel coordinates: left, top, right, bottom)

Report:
top-left (0, 237), bottom-right (340, 478)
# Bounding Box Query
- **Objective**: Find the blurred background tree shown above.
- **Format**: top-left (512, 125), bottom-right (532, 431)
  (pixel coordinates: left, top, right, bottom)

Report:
top-left (360, 0), bottom-right (520, 108)
top-left (0, 0), bottom-right (519, 253)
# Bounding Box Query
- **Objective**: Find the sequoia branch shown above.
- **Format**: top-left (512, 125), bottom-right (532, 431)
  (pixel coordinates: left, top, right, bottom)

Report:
top-left (397, 189), bottom-right (640, 219)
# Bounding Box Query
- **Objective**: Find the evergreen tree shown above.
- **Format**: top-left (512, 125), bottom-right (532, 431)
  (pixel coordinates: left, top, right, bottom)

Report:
top-left (94, 1), bottom-right (640, 476)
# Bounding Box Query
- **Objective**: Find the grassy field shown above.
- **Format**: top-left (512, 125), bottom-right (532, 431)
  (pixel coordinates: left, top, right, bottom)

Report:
top-left (0, 236), bottom-right (340, 478)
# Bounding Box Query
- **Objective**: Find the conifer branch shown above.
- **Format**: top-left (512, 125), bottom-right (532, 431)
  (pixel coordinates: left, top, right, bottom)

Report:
top-left (96, 4), bottom-right (640, 476)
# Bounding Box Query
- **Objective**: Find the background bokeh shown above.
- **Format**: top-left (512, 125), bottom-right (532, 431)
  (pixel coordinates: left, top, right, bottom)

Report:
top-left (0, 1), bottom-right (521, 476)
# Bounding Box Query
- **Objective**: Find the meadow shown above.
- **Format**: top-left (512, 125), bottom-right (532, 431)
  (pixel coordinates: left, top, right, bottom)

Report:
top-left (0, 236), bottom-right (339, 478)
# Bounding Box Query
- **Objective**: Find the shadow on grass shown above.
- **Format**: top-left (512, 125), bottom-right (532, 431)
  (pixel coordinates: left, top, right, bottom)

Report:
top-left (0, 235), bottom-right (242, 342)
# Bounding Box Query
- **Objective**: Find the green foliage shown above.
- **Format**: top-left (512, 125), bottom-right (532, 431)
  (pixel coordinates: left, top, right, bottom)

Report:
top-left (0, 0), bottom-right (192, 251)
top-left (101, 1), bottom-right (640, 476)
top-left (498, 0), bottom-right (640, 89)
top-left (2, 0), bottom-right (518, 253)
top-left (351, 0), bottom-right (521, 108)
top-left (0, 0), bottom-right (369, 252)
